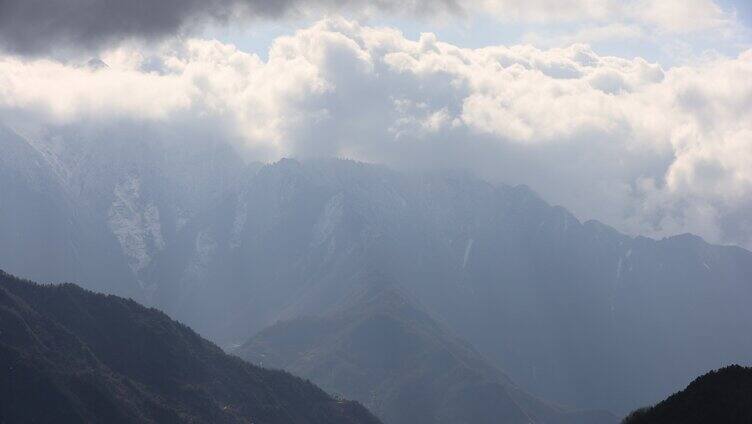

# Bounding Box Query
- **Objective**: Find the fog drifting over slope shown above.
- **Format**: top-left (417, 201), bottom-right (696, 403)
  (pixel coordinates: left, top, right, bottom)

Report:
top-left (1, 18), bottom-right (751, 248)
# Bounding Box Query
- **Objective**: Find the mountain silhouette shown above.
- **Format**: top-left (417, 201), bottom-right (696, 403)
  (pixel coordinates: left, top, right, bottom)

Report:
top-left (623, 365), bottom-right (752, 424)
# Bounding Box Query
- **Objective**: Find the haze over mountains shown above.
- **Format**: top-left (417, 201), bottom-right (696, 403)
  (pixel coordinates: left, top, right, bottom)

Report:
top-left (239, 272), bottom-right (617, 424)
top-left (2, 125), bottom-right (752, 416)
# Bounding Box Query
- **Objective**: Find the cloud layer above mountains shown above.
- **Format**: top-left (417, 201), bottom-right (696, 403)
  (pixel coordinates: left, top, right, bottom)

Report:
top-left (1, 18), bottom-right (751, 248)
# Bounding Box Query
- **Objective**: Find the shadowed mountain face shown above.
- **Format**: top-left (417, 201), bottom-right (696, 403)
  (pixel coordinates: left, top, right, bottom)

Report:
top-left (0, 270), bottom-right (381, 424)
top-left (238, 274), bottom-right (618, 424)
top-left (622, 365), bottom-right (752, 424)
top-left (2, 126), bottom-right (752, 414)
top-left (0, 125), bottom-right (140, 298)
top-left (0, 124), bottom-right (249, 302)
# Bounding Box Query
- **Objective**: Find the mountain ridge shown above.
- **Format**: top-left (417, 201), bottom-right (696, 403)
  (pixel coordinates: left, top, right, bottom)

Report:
top-left (0, 269), bottom-right (381, 424)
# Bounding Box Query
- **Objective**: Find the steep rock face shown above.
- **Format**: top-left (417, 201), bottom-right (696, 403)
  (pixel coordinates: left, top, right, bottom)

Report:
top-left (0, 270), bottom-right (381, 424)
top-left (622, 365), bottom-right (752, 424)
top-left (238, 274), bottom-right (617, 424)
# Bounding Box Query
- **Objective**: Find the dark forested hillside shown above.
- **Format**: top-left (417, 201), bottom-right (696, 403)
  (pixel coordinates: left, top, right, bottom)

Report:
top-left (622, 365), bottom-right (752, 424)
top-left (0, 270), bottom-right (381, 424)
top-left (238, 272), bottom-right (617, 424)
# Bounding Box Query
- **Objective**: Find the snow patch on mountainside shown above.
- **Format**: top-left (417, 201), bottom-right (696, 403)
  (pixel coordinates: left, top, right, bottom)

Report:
top-left (107, 175), bottom-right (165, 274)
top-left (462, 238), bottom-right (474, 269)
top-left (182, 230), bottom-right (217, 290)
top-left (312, 192), bottom-right (345, 247)
top-left (176, 207), bottom-right (190, 232)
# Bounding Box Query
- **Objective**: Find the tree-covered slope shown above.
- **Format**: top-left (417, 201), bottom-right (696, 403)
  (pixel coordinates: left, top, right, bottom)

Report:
top-left (0, 270), bottom-right (381, 424)
top-left (622, 365), bottom-right (752, 424)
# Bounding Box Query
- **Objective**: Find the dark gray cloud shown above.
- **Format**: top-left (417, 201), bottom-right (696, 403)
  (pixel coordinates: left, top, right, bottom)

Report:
top-left (0, 0), bottom-right (462, 55)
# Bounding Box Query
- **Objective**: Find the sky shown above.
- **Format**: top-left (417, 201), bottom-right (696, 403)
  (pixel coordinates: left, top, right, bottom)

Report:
top-left (0, 0), bottom-right (751, 248)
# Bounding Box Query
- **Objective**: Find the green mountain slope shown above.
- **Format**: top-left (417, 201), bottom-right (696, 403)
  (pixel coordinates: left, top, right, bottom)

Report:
top-left (0, 270), bottom-right (381, 424)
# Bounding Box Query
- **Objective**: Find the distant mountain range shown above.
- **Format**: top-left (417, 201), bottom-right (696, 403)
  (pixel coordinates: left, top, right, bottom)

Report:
top-left (238, 272), bottom-right (617, 424)
top-left (2, 124), bottom-right (752, 415)
top-left (623, 365), bottom-right (752, 424)
top-left (0, 270), bottom-right (380, 424)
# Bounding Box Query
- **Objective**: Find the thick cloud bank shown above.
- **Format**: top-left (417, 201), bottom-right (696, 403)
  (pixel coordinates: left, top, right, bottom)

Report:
top-left (0, 0), bottom-right (463, 54)
top-left (1, 18), bottom-right (751, 248)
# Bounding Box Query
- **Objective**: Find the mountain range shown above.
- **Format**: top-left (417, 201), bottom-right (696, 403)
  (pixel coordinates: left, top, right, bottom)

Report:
top-left (2, 124), bottom-right (752, 415)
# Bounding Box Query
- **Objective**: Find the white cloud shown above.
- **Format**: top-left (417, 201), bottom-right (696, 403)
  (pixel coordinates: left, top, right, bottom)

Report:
top-left (523, 23), bottom-right (648, 49)
top-left (1, 18), bottom-right (751, 248)
top-left (472, 0), bottom-right (735, 34)
top-left (628, 0), bottom-right (732, 34)
top-left (0, 56), bottom-right (192, 120)
top-left (469, 0), bottom-right (615, 22)
top-left (512, 0), bottom-right (740, 50)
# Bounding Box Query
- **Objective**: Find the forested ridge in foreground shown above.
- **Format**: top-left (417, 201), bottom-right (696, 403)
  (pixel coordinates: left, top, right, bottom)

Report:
top-left (0, 270), bottom-right (381, 424)
top-left (623, 365), bottom-right (752, 424)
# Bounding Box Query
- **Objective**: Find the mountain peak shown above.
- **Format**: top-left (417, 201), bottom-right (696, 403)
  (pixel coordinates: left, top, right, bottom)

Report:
top-left (86, 58), bottom-right (109, 70)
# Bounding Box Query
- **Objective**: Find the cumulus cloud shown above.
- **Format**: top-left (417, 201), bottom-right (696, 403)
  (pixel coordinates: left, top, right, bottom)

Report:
top-left (1, 18), bottom-right (751, 248)
top-left (522, 23), bottom-right (648, 48)
top-left (520, 0), bottom-right (740, 50)
top-left (0, 0), bottom-right (737, 55)
top-left (629, 0), bottom-right (732, 34)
